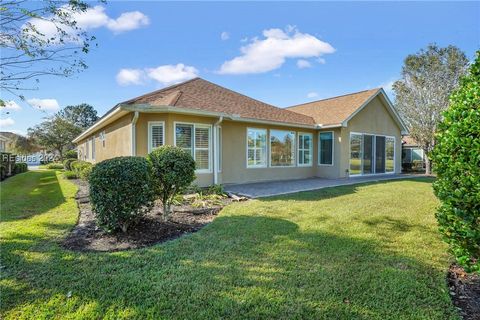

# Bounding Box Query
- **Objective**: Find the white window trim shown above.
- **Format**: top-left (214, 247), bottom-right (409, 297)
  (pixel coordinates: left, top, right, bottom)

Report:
top-left (297, 132), bottom-right (313, 167)
top-left (318, 131), bottom-right (334, 166)
top-left (91, 137), bottom-right (95, 161)
top-left (148, 121), bottom-right (165, 153)
top-left (349, 132), bottom-right (396, 176)
top-left (269, 129), bottom-right (296, 168)
top-left (246, 127), bottom-right (268, 169)
top-left (174, 122), bottom-right (213, 174)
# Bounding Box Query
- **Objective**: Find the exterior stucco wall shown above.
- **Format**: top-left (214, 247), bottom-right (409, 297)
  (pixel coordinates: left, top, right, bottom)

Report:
top-left (77, 114), bottom-right (133, 163)
top-left (339, 96), bottom-right (402, 177)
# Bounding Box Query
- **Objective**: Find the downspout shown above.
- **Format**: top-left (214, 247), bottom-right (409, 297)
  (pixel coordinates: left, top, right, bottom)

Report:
top-left (213, 116), bottom-right (223, 185)
top-left (131, 111), bottom-right (139, 156)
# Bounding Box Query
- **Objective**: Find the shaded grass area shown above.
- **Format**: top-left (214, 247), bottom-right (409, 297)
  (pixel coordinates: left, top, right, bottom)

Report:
top-left (0, 172), bottom-right (458, 319)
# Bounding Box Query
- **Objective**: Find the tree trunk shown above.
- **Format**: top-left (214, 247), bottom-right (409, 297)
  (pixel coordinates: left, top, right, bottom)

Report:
top-left (425, 156), bottom-right (431, 175)
top-left (162, 202), bottom-right (169, 222)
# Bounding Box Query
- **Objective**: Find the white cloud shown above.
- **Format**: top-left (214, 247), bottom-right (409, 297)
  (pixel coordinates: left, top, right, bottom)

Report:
top-left (146, 64), bottom-right (199, 86)
top-left (297, 59), bottom-right (312, 69)
top-left (240, 37), bottom-right (249, 43)
top-left (117, 64), bottom-right (199, 87)
top-left (0, 118), bottom-right (15, 128)
top-left (317, 57), bottom-right (326, 64)
top-left (218, 26), bottom-right (334, 74)
top-left (25, 5), bottom-right (149, 42)
top-left (116, 69), bottom-right (145, 86)
top-left (27, 98), bottom-right (60, 111)
top-left (4, 101), bottom-right (21, 111)
top-left (221, 31), bottom-right (230, 41)
top-left (307, 92), bottom-right (319, 98)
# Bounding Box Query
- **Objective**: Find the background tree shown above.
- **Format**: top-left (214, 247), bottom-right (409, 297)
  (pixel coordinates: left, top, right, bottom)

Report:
top-left (432, 51), bottom-right (480, 272)
top-left (28, 116), bottom-right (82, 160)
top-left (393, 44), bottom-right (469, 174)
top-left (7, 135), bottom-right (40, 155)
top-left (57, 103), bottom-right (99, 129)
top-left (0, 0), bottom-right (100, 100)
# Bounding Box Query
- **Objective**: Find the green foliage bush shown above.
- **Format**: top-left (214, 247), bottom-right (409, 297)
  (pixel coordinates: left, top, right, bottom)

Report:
top-left (64, 150), bottom-right (78, 159)
top-left (147, 146), bottom-right (196, 221)
top-left (46, 163), bottom-right (64, 170)
top-left (0, 165), bottom-right (5, 181)
top-left (432, 51), bottom-right (480, 272)
top-left (13, 163), bottom-right (28, 174)
top-left (71, 160), bottom-right (93, 180)
top-left (63, 171), bottom-right (78, 179)
top-left (63, 158), bottom-right (76, 171)
top-left (89, 157), bottom-right (155, 233)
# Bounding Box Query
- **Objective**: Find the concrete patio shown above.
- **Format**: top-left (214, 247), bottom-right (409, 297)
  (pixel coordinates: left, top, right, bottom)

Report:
top-left (224, 174), bottom-right (426, 198)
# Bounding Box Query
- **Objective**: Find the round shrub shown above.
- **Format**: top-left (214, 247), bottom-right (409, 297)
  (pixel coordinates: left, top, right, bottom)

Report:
top-left (147, 146), bottom-right (196, 221)
top-left (89, 157), bottom-right (155, 233)
top-left (64, 150), bottom-right (78, 159)
top-left (63, 158), bottom-right (75, 171)
top-left (63, 171), bottom-right (77, 179)
top-left (71, 160), bottom-right (93, 181)
top-left (432, 51), bottom-right (480, 272)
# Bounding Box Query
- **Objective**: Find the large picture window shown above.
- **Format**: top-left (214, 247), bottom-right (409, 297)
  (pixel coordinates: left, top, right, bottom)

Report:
top-left (247, 128), bottom-right (267, 168)
top-left (175, 123), bottom-right (211, 172)
top-left (148, 122), bottom-right (165, 153)
top-left (298, 133), bottom-right (313, 166)
top-left (319, 131), bottom-right (334, 165)
top-left (270, 130), bottom-right (295, 167)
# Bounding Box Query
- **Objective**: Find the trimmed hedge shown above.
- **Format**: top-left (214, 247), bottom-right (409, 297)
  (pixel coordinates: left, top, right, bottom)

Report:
top-left (14, 163), bottom-right (28, 174)
top-left (89, 157), bottom-right (155, 233)
top-left (63, 158), bottom-right (76, 171)
top-left (46, 163), bottom-right (64, 170)
top-left (432, 50), bottom-right (480, 272)
top-left (71, 160), bottom-right (93, 181)
top-left (63, 171), bottom-right (78, 179)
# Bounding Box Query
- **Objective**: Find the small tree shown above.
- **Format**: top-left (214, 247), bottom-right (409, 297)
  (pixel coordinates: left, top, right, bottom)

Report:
top-left (432, 51), bottom-right (480, 272)
top-left (57, 103), bottom-right (99, 129)
top-left (148, 146), bottom-right (196, 221)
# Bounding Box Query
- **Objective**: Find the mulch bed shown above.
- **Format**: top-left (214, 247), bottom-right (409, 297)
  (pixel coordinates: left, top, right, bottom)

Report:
top-left (447, 264), bottom-right (480, 320)
top-left (63, 180), bottom-right (238, 252)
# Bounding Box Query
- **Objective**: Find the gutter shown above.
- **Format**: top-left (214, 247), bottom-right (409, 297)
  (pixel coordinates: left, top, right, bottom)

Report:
top-left (131, 111), bottom-right (139, 156)
top-left (213, 116), bottom-right (223, 185)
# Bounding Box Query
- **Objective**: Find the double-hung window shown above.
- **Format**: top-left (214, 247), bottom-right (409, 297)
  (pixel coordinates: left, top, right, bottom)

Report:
top-left (319, 131), bottom-right (334, 165)
top-left (270, 130), bottom-right (295, 167)
top-left (148, 122), bottom-right (165, 153)
top-left (175, 123), bottom-right (212, 172)
top-left (91, 137), bottom-right (95, 161)
top-left (298, 133), bottom-right (313, 166)
top-left (247, 128), bottom-right (267, 168)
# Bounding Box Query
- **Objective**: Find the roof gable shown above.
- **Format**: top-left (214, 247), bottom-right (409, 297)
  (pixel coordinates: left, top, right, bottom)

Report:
top-left (125, 78), bottom-right (316, 126)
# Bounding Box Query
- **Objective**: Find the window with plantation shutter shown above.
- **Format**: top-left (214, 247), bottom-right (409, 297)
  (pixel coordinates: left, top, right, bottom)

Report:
top-left (148, 122), bottom-right (165, 153)
top-left (175, 123), bottom-right (211, 172)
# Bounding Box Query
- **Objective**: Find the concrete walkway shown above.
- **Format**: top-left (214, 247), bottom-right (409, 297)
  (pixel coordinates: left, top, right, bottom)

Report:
top-left (224, 174), bottom-right (426, 198)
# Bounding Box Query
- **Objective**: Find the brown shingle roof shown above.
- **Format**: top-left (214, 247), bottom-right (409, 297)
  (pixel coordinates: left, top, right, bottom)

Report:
top-left (124, 78), bottom-right (316, 126)
top-left (286, 88), bottom-right (381, 126)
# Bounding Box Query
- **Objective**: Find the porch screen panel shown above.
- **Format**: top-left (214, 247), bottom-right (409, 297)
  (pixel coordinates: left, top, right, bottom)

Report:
top-left (386, 137), bottom-right (395, 173)
top-left (375, 136), bottom-right (386, 173)
top-left (349, 134), bottom-right (362, 175)
top-left (362, 135), bottom-right (374, 174)
top-left (175, 124), bottom-right (194, 156)
top-left (195, 126), bottom-right (210, 171)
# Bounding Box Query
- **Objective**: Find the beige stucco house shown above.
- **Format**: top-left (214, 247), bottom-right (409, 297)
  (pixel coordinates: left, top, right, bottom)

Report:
top-left (73, 78), bottom-right (407, 186)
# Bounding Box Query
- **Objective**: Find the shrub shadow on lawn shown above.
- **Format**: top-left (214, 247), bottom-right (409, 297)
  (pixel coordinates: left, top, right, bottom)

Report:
top-left (0, 214), bottom-right (457, 319)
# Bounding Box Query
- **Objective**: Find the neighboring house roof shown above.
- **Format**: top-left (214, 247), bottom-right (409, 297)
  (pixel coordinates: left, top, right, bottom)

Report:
top-left (123, 78), bottom-right (316, 126)
top-left (402, 136), bottom-right (420, 147)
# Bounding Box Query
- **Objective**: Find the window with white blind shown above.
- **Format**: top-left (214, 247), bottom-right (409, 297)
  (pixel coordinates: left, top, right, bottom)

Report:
top-left (175, 123), bottom-right (212, 172)
top-left (148, 122), bottom-right (165, 153)
top-left (91, 137), bottom-right (95, 160)
top-left (247, 128), bottom-right (267, 168)
top-left (298, 133), bottom-right (313, 166)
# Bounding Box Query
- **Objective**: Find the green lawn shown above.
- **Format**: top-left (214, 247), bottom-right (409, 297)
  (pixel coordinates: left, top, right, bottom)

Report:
top-left (0, 170), bottom-right (458, 319)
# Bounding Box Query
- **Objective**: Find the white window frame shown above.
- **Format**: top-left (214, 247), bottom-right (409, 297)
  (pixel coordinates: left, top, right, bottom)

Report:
top-left (91, 137), bottom-right (95, 161)
top-left (85, 140), bottom-right (89, 160)
top-left (297, 132), bottom-right (313, 167)
top-left (318, 131), bottom-right (334, 166)
top-left (269, 129), bottom-right (296, 168)
top-left (174, 122), bottom-right (212, 174)
top-left (148, 121), bottom-right (165, 153)
top-left (246, 128), bottom-right (268, 168)
top-left (349, 132), bottom-right (396, 176)
top-left (99, 131), bottom-right (106, 148)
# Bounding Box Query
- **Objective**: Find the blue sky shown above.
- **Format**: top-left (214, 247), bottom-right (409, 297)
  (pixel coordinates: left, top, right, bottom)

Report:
top-left (2, 1), bottom-right (479, 135)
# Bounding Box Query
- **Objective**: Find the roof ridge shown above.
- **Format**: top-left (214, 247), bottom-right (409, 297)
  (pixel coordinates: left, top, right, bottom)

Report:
top-left (122, 77), bottom-right (201, 105)
top-left (287, 88), bottom-right (381, 109)
top-left (197, 78), bottom-right (315, 121)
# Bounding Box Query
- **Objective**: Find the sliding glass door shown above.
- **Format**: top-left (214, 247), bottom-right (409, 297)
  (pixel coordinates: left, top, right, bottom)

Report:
top-left (350, 133), bottom-right (395, 176)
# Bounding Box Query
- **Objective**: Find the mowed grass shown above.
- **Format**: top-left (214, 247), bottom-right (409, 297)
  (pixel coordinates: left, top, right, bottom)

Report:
top-left (0, 170), bottom-right (458, 319)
